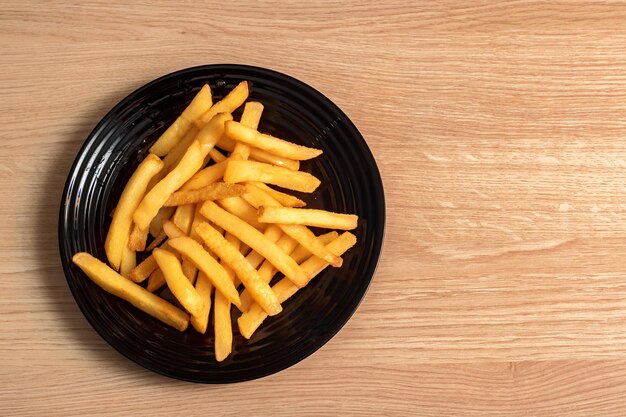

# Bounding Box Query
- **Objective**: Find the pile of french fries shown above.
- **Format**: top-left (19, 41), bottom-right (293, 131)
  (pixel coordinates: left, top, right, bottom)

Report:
top-left (73, 81), bottom-right (358, 361)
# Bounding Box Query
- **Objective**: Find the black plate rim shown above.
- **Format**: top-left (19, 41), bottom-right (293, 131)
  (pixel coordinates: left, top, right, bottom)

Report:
top-left (58, 64), bottom-right (386, 383)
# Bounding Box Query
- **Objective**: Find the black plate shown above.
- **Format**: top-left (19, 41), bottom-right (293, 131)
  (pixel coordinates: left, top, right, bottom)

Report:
top-left (58, 64), bottom-right (385, 383)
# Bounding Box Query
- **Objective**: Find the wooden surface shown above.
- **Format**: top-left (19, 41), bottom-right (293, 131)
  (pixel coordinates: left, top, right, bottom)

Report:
top-left (2, 1), bottom-right (626, 415)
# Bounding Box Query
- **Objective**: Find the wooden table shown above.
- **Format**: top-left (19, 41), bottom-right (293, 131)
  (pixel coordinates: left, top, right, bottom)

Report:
top-left (3, 1), bottom-right (626, 415)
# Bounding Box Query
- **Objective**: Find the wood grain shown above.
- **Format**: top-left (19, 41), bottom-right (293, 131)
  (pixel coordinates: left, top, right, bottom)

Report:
top-left (2, 1), bottom-right (626, 415)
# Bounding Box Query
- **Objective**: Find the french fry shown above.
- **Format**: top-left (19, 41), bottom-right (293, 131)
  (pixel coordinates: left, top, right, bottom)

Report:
top-left (164, 182), bottom-right (245, 207)
top-left (149, 84), bottom-right (212, 156)
top-left (72, 252), bottom-right (189, 331)
top-left (190, 271), bottom-right (212, 334)
top-left (258, 206), bottom-right (358, 230)
top-left (129, 252), bottom-right (158, 283)
top-left (250, 182), bottom-right (306, 207)
top-left (290, 231), bottom-right (339, 263)
top-left (224, 121), bottom-right (322, 160)
top-left (217, 196), bottom-right (265, 230)
top-left (198, 81), bottom-right (248, 125)
top-left (231, 101), bottom-right (264, 160)
top-left (167, 236), bottom-right (241, 308)
top-left (146, 268), bottom-right (165, 292)
top-left (224, 160), bottom-right (320, 193)
top-left (171, 204), bottom-right (195, 235)
top-left (209, 147), bottom-right (227, 163)
top-left (105, 154), bottom-right (163, 270)
top-left (217, 136), bottom-right (300, 171)
top-left (133, 141), bottom-right (204, 230)
top-left (145, 229), bottom-right (167, 252)
top-left (243, 225), bottom-right (283, 271)
top-left (242, 183), bottom-right (342, 267)
top-left (196, 113), bottom-right (232, 155)
top-left (238, 232), bottom-right (356, 339)
top-left (119, 236), bottom-right (136, 279)
top-left (128, 224), bottom-right (150, 251)
top-left (200, 201), bottom-right (309, 288)
top-left (162, 219), bottom-right (186, 239)
top-left (150, 126), bottom-right (199, 190)
top-left (180, 160), bottom-right (228, 191)
top-left (214, 232), bottom-right (239, 362)
top-left (149, 206), bottom-right (175, 238)
top-left (152, 248), bottom-right (204, 317)
top-left (195, 222), bottom-right (282, 316)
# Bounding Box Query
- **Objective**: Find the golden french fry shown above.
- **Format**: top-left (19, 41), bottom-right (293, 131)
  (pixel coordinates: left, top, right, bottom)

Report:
top-left (224, 160), bottom-right (320, 193)
top-left (149, 206), bottom-right (175, 237)
top-left (258, 206), bottom-right (358, 230)
top-left (224, 121), bottom-right (322, 160)
top-left (119, 236), bottom-right (136, 279)
top-left (200, 201), bottom-right (309, 288)
top-left (146, 229), bottom-right (167, 252)
top-left (190, 271), bottom-right (212, 334)
top-left (164, 182), bottom-right (245, 207)
top-left (195, 222), bottom-right (282, 316)
top-left (181, 160), bottom-right (228, 191)
top-left (250, 182), bottom-right (305, 207)
top-left (171, 204), bottom-right (195, 235)
top-left (217, 196), bottom-right (265, 230)
top-left (167, 236), bottom-right (241, 308)
top-left (149, 84), bottom-right (213, 156)
top-left (128, 224), bottom-right (149, 251)
top-left (150, 126), bottom-right (199, 189)
top-left (133, 141), bottom-right (204, 230)
top-left (231, 101), bottom-right (264, 160)
top-left (209, 147), bottom-right (227, 163)
top-left (214, 232), bottom-right (239, 361)
top-left (196, 113), bottom-right (232, 155)
top-left (216, 137), bottom-right (300, 171)
top-left (243, 225), bottom-right (283, 270)
top-left (105, 154), bottom-right (163, 270)
top-left (152, 248), bottom-right (204, 317)
top-left (146, 268), bottom-right (165, 292)
top-left (129, 252), bottom-right (158, 283)
top-left (198, 81), bottom-right (248, 125)
top-left (290, 231), bottom-right (339, 263)
top-left (242, 183), bottom-right (342, 267)
top-left (72, 252), bottom-right (189, 331)
top-left (238, 232), bottom-right (356, 339)
top-left (162, 219), bottom-right (186, 239)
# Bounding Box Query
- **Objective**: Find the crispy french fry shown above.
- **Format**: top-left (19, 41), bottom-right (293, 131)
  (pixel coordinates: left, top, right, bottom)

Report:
top-left (242, 183), bottom-right (342, 267)
top-left (72, 253), bottom-right (189, 331)
top-left (164, 182), bottom-right (245, 207)
top-left (119, 236), bottom-right (136, 279)
top-left (196, 113), bottom-right (232, 155)
top-left (167, 236), bottom-right (241, 307)
top-left (133, 141), bottom-right (204, 230)
top-left (105, 154), bottom-right (163, 270)
top-left (198, 81), bottom-right (248, 125)
top-left (180, 160), bottom-right (228, 191)
top-left (209, 147), bottom-right (227, 163)
top-left (162, 219), bottom-right (186, 239)
top-left (190, 271), bottom-right (212, 334)
top-left (149, 206), bottom-right (175, 237)
top-left (149, 84), bottom-right (212, 156)
top-left (258, 206), bottom-right (358, 230)
top-left (153, 248), bottom-right (204, 317)
top-left (150, 126), bottom-right (199, 190)
top-left (224, 121), bottom-right (322, 160)
top-left (128, 224), bottom-right (150, 251)
top-left (129, 252), bottom-right (158, 283)
top-left (240, 233), bottom-right (297, 311)
top-left (231, 101), bottom-right (264, 160)
top-left (250, 182), bottom-right (306, 208)
top-left (200, 201), bottom-right (309, 288)
top-left (217, 196), bottom-right (265, 230)
top-left (146, 229), bottom-right (167, 252)
top-left (171, 204), bottom-right (195, 235)
top-left (243, 225), bottom-right (283, 271)
top-left (214, 232), bottom-right (239, 361)
top-left (217, 136), bottom-right (300, 171)
top-left (195, 222), bottom-right (282, 316)
top-left (224, 160), bottom-right (320, 193)
top-left (290, 231), bottom-right (339, 263)
top-left (146, 268), bottom-right (165, 292)
top-left (238, 232), bottom-right (356, 339)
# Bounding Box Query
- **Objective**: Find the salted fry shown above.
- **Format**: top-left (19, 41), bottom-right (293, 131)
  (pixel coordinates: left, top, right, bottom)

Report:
top-left (225, 121), bottom-right (322, 160)
top-left (105, 154), bottom-right (163, 270)
top-left (147, 268), bottom-right (166, 292)
top-left (150, 84), bottom-right (212, 156)
top-left (216, 137), bottom-right (300, 170)
top-left (128, 224), bottom-right (149, 251)
top-left (164, 182), bottom-right (245, 206)
top-left (243, 183), bottom-right (342, 266)
top-left (200, 201), bottom-right (309, 288)
top-left (196, 113), bottom-right (232, 154)
top-left (290, 231), bottom-right (339, 263)
top-left (119, 237), bottom-right (136, 278)
top-left (167, 236), bottom-right (241, 307)
top-left (149, 206), bottom-right (175, 237)
top-left (224, 159), bottom-right (320, 193)
top-left (243, 225), bottom-right (283, 271)
top-left (133, 141), bottom-right (203, 230)
top-left (153, 248), bottom-right (204, 317)
top-left (217, 196), bottom-right (265, 230)
top-left (171, 204), bottom-right (195, 235)
top-left (199, 81), bottom-right (248, 125)
top-left (181, 160), bottom-right (228, 191)
top-left (259, 206), bottom-right (358, 230)
top-left (231, 101), bottom-right (264, 160)
top-left (72, 252), bottom-right (189, 331)
top-left (190, 271), bottom-right (212, 334)
top-left (214, 232), bottom-right (239, 361)
top-left (238, 232), bottom-right (356, 339)
top-left (129, 252), bottom-right (158, 283)
top-left (195, 222), bottom-right (282, 316)
top-left (250, 182), bottom-right (305, 207)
